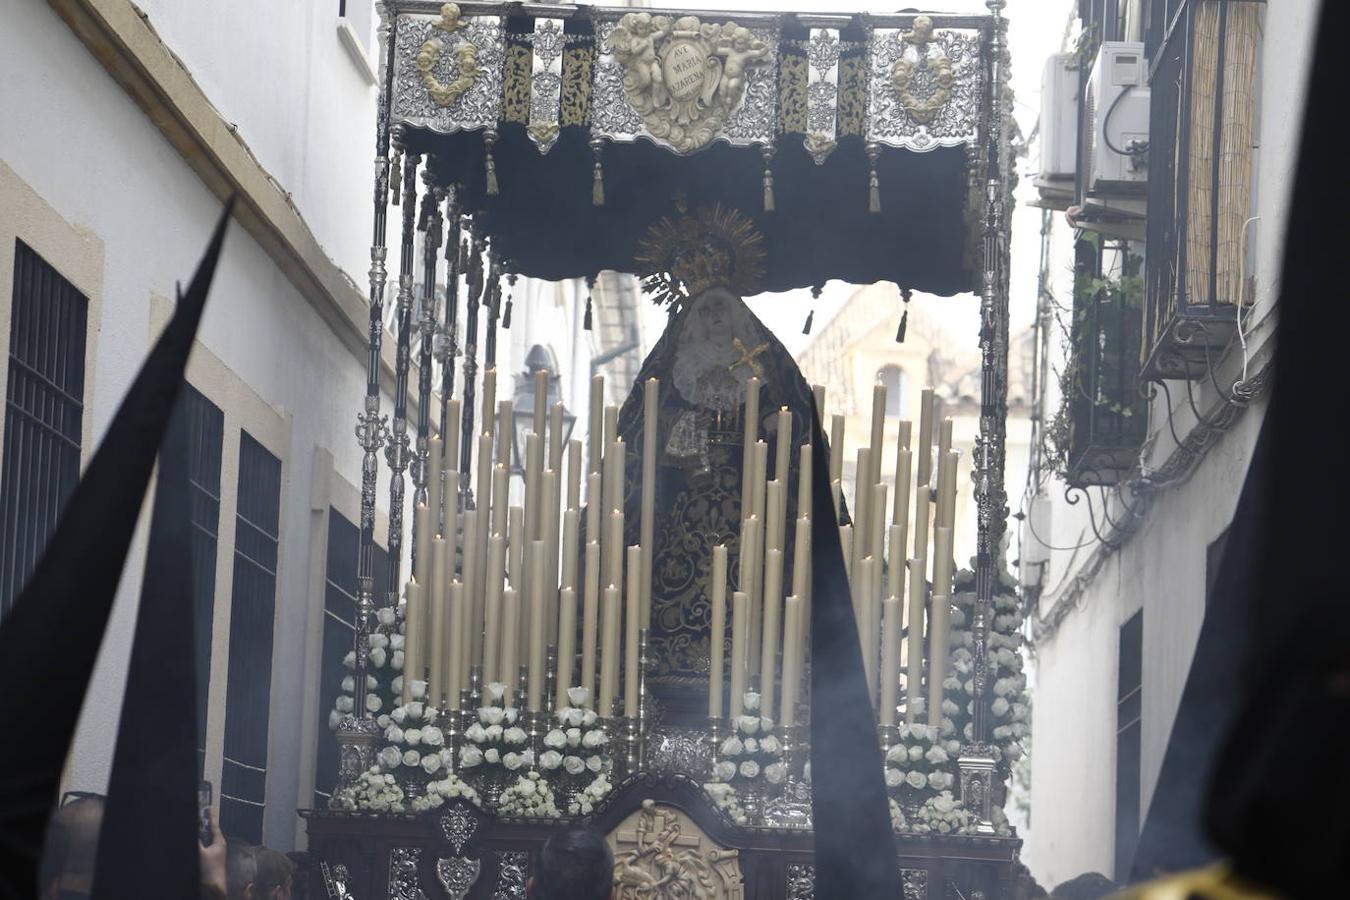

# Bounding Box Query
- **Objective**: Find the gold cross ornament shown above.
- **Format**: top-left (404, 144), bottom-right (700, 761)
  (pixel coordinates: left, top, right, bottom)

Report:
top-left (728, 337), bottom-right (769, 378)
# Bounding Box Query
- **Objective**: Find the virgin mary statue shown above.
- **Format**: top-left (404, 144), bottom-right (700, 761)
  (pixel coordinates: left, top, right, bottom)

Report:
top-left (607, 204), bottom-right (824, 722)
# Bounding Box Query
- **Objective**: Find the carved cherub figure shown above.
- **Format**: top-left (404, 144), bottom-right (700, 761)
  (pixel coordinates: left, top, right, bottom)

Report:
top-left (612, 13), bottom-right (666, 104)
top-left (905, 14), bottom-right (935, 45)
top-left (434, 2), bottom-right (467, 34)
top-left (715, 28), bottom-right (768, 105)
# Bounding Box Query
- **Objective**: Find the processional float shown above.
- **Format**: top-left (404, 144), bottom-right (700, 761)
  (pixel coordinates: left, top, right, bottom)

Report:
top-left (313, 2), bottom-right (1020, 898)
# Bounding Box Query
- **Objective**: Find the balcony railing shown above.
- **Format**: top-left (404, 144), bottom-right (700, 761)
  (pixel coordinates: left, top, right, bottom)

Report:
top-left (1142, 0), bottom-right (1262, 380)
top-left (1062, 236), bottom-right (1148, 488)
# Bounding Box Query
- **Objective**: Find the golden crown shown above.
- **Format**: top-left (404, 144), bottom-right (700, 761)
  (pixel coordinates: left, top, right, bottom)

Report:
top-left (634, 204), bottom-right (765, 309)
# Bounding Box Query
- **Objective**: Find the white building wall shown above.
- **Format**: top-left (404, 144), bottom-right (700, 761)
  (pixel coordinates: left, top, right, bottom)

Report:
top-left (1021, 0), bottom-right (1318, 886)
top-left (0, 0), bottom-right (387, 850)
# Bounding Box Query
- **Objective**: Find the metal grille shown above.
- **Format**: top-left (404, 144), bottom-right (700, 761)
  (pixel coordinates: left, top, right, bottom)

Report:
top-left (147, 385), bottom-right (224, 778)
top-left (0, 240), bottom-right (88, 615)
top-left (220, 432), bottom-right (282, 843)
top-left (313, 510), bottom-right (390, 806)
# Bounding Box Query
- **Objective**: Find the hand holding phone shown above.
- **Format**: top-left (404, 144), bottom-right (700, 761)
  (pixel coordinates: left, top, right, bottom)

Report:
top-left (198, 780), bottom-right (214, 847)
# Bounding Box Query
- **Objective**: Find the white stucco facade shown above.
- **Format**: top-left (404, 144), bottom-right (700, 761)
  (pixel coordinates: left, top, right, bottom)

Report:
top-left (1019, 1), bottom-right (1317, 887)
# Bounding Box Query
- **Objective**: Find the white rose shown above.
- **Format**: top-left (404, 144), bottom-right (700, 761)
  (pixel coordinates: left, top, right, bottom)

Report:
top-left (715, 761), bottom-right (737, 782)
top-left (803, 761), bottom-right (812, 784)
top-left (480, 707), bottom-right (505, 726)
top-left (1004, 741), bottom-right (1023, 761)
top-left (945, 740), bottom-right (962, 756)
top-left (377, 607), bottom-right (397, 627)
top-left (459, 745), bottom-right (484, 767)
top-left (366, 675), bottom-right (379, 691)
top-left (737, 716), bottom-right (759, 735)
top-left (906, 771), bottom-right (927, 789)
top-left (370, 647), bottom-right (388, 668)
top-left (336, 695), bottom-right (354, 713)
top-left (540, 750), bottom-right (563, 770)
top-left (410, 679), bottom-right (427, 700)
top-left (925, 746), bottom-right (949, 765)
top-left (927, 771), bottom-right (948, 790)
top-left (909, 746), bottom-right (924, 762)
top-left (743, 691), bottom-right (761, 712)
top-left (720, 736), bottom-right (744, 757)
top-left (765, 762), bottom-right (786, 785)
top-left (342, 650), bottom-right (356, 670)
top-left (392, 649), bottom-right (405, 671)
top-left (581, 730), bottom-right (606, 749)
top-left (991, 697), bottom-right (1011, 717)
top-left (405, 728), bottom-right (423, 745)
top-left (405, 701), bottom-right (424, 720)
top-left (760, 736), bottom-right (781, 755)
top-left (402, 749), bottom-right (421, 767)
top-left (567, 686), bottom-right (590, 708)
top-left (370, 632), bottom-right (390, 650)
top-left (484, 748), bottom-right (501, 765)
top-left (544, 729), bottom-right (567, 749)
top-left (390, 633), bottom-right (405, 651)
top-left (885, 769), bottom-right (903, 788)
top-left (379, 746), bottom-right (403, 769)
top-left (586, 755), bottom-right (603, 773)
top-left (440, 749), bottom-right (454, 768)
top-left (503, 708), bottom-right (519, 725)
top-left (376, 714), bottom-right (391, 729)
top-left (391, 676), bottom-right (404, 697)
top-left (886, 745), bottom-right (908, 763)
top-left (487, 682), bottom-right (507, 702)
top-left (341, 675), bottom-right (355, 693)
top-left (485, 725), bottom-right (504, 741)
top-left (760, 717), bottom-right (774, 733)
top-left (738, 760), bottom-right (760, 779)
top-left (464, 723), bottom-right (487, 742)
top-left (566, 728), bottom-right (582, 747)
top-left (942, 699), bottom-right (960, 717)
top-left (366, 693), bottom-right (383, 713)
top-left (422, 754), bottom-right (442, 775)
top-left (563, 756), bottom-right (586, 775)
top-left (328, 709), bottom-right (342, 730)
top-left (503, 726), bottom-right (527, 745)
top-left (385, 725), bottom-right (405, 744)
top-left (581, 709), bottom-right (598, 727)
top-left (422, 726), bottom-right (445, 747)
top-left (744, 738), bottom-right (759, 754)
top-left (503, 752), bottom-right (524, 771)
top-left (391, 707), bottom-right (407, 724)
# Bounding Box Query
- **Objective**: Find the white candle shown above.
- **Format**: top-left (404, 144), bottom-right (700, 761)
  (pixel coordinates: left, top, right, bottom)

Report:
top-left (933, 525), bottom-right (954, 613)
top-left (775, 407), bottom-right (792, 484)
top-left (445, 399), bottom-right (462, 474)
top-left (550, 401), bottom-right (566, 472)
top-left (508, 505), bottom-right (524, 591)
top-left (740, 376), bottom-right (761, 507)
top-left (556, 586), bottom-right (578, 708)
top-left (427, 434), bottom-right (443, 534)
top-left (533, 368), bottom-right (548, 437)
top-left (446, 580), bottom-right (464, 707)
top-left (791, 516), bottom-right (811, 601)
top-left (939, 449), bottom-right (960, 533)
top-left (589, 374), bottom-right (604, 474)
top-left (624, 545), bottom-right (642, 718)
top-left (460, 510), bottom-right (480, 671)
top-left (905, 559), bottom-right (924, 725)
top-left (444, 470), bottom-right (461, 556)
top-left (760, 547), bottom-right (784, 719)
top-left (496, 400), bottom-right (514, 466)
top-left (405, 579), bottom-right (425, 705)
top-left (829, 414), bottom-right (846, 483)
top-left (937, 417), bottom-right (953, 459)
top-left (491, 463), bottom-right (509, 537)
top-left (870, 482), bottom-right (888, 605)
top-left (928, 528), bottom-right (952, 727)
top-left (780, 594), bottom-right (802, 727)
top-left (840, 524), bottom-right (853, 583)
top-left (880, 594), bottom-right (901, 726)
top-left (892, 423), bottom-right (912, 523)
top-left (414, 502), bottom-right (433, 586)
top-left (560, 509), bottom-right (579, 592)
top-left (527, 540), bottom-right (547, 710)
top-left (581, 540), bottom-right (601, 703)
top-left (585, 471), bottom-right (602, 565)
top-left (869, 382), bottom-right (886, 488)
top-left (482, 535), bottom-right (506, 685)
top-left (797, 444), bottom-right (812, 523)
top-left (599, 585), bottom-right (621, 717)
top-left (851, 447), bottom-right (871, 578)
top-left (858, 556), bottom-right (877, 705)
top-left (603, 405), bottom-right (618, 456)
top-left (708, 545), bottom-right (728, 718)
top-left (473, 433), bottom-right (493, 663)
top-left (567, 438), bottom-right (583, 510)
top-left (541, 468), bottom-right (560, 644)
top-left (812, 383), bottom-right (825, 418)
top-left (888, 524), bottom-right (907, 607)
top-left (482, 368), bottom-right (497, 441)
top-left (729, 590), bottom-right (749, 719)
top-left (524, 433), bottom-right (541, 541)
top-left (640, 378), bottom-right (659, 630)
top-left (916, 388), bottom-right (934, 487)
top-left (606, 510), bottom-right (625, 593)
top-left (498, 585), bottom-right (519, 696)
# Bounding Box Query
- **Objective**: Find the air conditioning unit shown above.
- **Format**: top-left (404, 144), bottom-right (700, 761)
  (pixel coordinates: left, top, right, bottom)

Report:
top-left (1039, 53), bottom-right (1078, 183)
top-left (1085, 41), bottom-right (1149, 195)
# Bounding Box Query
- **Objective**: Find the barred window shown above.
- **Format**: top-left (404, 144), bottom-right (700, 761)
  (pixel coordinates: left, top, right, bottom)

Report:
top-left (220, 433), bottom-right (282, 843)
top-left (313, 510), bottom-right (389, 807)
top-left (145, 385), bottom-right (224, 777)
top-left (0, 240), bottom-right (88, 615)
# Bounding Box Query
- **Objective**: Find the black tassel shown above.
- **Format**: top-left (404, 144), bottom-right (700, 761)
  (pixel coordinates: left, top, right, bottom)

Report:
top-left (896, 309), bottom-right (908, 343)
top-left (803, 308), bottom-right (815, 335)
top-left (583, 294), bottom-right (593, 331)
top-left (502, 298), bottom-right (513, 329)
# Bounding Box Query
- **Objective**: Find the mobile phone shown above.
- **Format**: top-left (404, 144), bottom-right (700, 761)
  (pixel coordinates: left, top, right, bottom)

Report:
top-left (198, 780), bottom-right (214, 846)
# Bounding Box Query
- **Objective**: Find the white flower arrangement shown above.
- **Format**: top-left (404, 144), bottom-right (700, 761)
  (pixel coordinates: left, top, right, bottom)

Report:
top-left (714, 692), bottom-right (783, 786)
top-left (330, 768), bottom-right (405, 813)
top-left (497, 771), bottom-right (561, 818)
top-left (328, 596), bottom-right (408, 734)
top-left (566, 773), bottom-right (613, 817)
top-left (409, 772), bottom-right (482, 813)
top-left (702, 781), bottom-right (748, 826)
top-left (458, 682), bottom-right (531, 774)
top-left (539, 687), bottom-right (611, 781)
top-left (884, 722), bottom-right (955, 802)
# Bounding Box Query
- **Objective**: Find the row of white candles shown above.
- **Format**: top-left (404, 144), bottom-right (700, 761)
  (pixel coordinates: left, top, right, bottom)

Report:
top-left (399, 367), bottom-right (660, 719)
top-left (705, 381), bottom-right (960, 731)
top-left (395, 363), bottom-right (960, 730)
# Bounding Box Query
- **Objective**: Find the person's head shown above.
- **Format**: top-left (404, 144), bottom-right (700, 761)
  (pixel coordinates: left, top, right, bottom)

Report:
top-left (225, 840), bottom-right (257, 900)
top-left (529, 827), bottom-right (615, 900)
top-left (285, 851), bottom-right (315, 900)
top-left (40, 793), bottom-right (105, 899)
top-left (251, 846), bottom-right (294, 900)
top-left (1050, 872), bottom-right (1116, 900)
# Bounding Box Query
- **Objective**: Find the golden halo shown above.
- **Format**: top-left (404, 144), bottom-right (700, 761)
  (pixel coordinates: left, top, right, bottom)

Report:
top-left (634, 204), bottom-right (766, 310)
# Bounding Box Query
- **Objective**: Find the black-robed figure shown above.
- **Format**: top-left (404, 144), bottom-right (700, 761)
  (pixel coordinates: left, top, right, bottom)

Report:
top-left (601, 204), bottom-right (824, 723)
